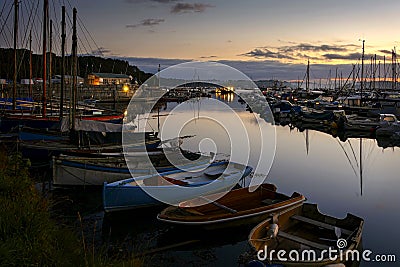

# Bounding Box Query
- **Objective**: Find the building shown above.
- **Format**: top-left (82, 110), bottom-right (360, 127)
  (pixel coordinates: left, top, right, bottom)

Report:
top-left (87, 73), bottom-right (131, 86)
top-left (52, 75), bottom-right (84, 85)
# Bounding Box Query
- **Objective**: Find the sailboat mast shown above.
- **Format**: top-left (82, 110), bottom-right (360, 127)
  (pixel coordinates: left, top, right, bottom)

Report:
top-left (383, 56), bottom-right (386, 89)
top-left (71, 7), bottom-right (78, 130)
top-left (360, 40), bottom-right (365, 107)
top-left (13, 0), bottom-right (19, 110)
top-left (392, 48), bottom-right (396, 90)
top-left (373, 54), bottom-right (376, 90)
top-left (42, 0), bottom-right (48, 117)
top-left (378, 60), bottom-right (381, 91)
top-left (49, 19), bottom-right (53, 116)
top-left (360, 138), bottom-right (363, 196)
top-left (352, 64), bottom-right (356, 91)
top-left (158, 64), bottom-right (161, 88)
top-left (29, 30), bottom-right (32, 98)
top-left (306, 59), bottom-right (310, 92)
top-left (60, 6), bottom-right (66, 119)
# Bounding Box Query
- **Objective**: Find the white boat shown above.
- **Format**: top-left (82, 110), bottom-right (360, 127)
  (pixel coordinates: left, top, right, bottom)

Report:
top-left (375, 114), bottom-right (400, 137)
top-left (103, 161), bottom-right (252, 213)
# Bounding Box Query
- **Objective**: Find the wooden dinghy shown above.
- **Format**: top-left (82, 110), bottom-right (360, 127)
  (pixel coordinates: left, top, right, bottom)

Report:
top-left (248, 203), bottom-right (364, 267)
top-left (157, 184), bottom-right (305, 230)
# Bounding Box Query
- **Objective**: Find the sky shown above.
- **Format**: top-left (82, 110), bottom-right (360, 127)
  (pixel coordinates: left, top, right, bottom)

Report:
top-left (2, 0), bottom-right (400, 81)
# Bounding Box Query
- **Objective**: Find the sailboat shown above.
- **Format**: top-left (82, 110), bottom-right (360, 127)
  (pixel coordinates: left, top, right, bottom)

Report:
top-left (0, 1), bottom-right (124, 134)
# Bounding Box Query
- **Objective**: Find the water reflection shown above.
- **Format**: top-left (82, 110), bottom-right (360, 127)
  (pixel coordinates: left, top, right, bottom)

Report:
top-left (215, 92), bottom-right (235, 102)
top-left (98, 94), bottom-right (400, 266)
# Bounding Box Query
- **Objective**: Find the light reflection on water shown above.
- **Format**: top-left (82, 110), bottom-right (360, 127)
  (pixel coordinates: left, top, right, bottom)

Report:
top-left (112, 95), bottom-right (400, 266)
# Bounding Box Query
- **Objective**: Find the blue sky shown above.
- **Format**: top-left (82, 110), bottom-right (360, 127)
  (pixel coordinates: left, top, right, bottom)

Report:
top-left (1, 0), bottom-right (400, 80)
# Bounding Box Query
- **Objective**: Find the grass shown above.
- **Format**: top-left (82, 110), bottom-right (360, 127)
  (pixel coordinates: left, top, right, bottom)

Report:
top-left (0, 150), bottom-right (148, 267)
top-left (0, 152), bottom-right (85, 266)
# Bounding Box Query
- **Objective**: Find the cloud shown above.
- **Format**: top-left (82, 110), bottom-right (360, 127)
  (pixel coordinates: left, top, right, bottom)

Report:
top-left (241, 48), bottom-right (296, 60)
top-left (323, 53), bottom-right (361, 60)
top-left (323, 53), bottom-right (384, 61)
top-left (379, 49), bottom-right (393, 55)
top-left (199, 55), bottom-right (218, 59)
top-left (126, 18), bottom-right (165, 28)
top-left (171, 3), bottom-right (215, 14)
top-left (242, 42), bottom-right (368, 62)
top-left (286, 43), bottom-right (356, 53)
top-left (91, 47), bottom-right (111, 55)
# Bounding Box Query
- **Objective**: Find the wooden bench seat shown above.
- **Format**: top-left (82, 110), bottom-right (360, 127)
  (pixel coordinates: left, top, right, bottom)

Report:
top-left (291, 215), bottom-right (352, 235)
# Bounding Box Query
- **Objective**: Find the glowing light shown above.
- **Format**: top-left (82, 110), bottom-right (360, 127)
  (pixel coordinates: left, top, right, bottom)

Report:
top-left (122, 84), bottom-right (130, 92)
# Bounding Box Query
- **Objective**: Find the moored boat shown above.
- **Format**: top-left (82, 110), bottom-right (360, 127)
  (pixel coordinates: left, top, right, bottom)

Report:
top-left (52, 149), bottom-right (204, 186)
top-left (248, 203), bottom-right (364, 267)
top-left (157, 184), bottom-right (305, 230)
top-left (103, 161), bottom-right (252, 213)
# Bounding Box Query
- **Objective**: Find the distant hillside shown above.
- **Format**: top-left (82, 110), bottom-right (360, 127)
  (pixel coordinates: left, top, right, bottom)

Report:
top-left (0, 48), bottom-right (152, 83)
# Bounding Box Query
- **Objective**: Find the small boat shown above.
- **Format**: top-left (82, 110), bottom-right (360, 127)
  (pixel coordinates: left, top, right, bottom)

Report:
top-left (19, 131), bottom-right (160, 162)
top-left (248, 203), bottom-right (364, 267)
top-left (52, 149), bottom-right (203, 186)
top-left (103, 161), bottom-right (252, 213)
top-left (375, 114), bottom-right (400, 138)
top-left (300, 108), bottom-right (334, 124)
top-left (157, 184), bottom-right (305, 230)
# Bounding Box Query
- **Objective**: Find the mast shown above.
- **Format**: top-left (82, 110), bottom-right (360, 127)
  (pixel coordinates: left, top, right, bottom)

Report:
top-left (158, 63), bottom-right (161, 88)
top-left (370, 56), bottom-right (373, 90)
top-left (306, 59), bottom-right (310, 92)
top-left (29, 30), bottom-right (32, 98)
top-left (42, 0), bottom-right (48, 117)
top-left (340, 71), bottom-right (343, 90)
top-left (60, 6), bottom-right (66, 119)
top-left (384, 56), bottom-right (386, 90)
top-left (392, 48), bottom-right (397, 90)
top-left (378, 60), bottom-right (381, 91)
top-left (334, 67), bottom-right (338, 91)
top-left (71, 7), bottom-right (77, 130)
top-left (360, 39), bottom-right (365, 107)
top-left (13, 0), bottom-right (19, 110)
top-left (352, 64), bottom-right (356, 91)
top-left (49, 19), bottom-right (53, 115)
top-left (328, 69), bottom-right (331, 90)
top-left (373, 54), bottom-right (376, 90)
top-left (359, 137), bottom-right (363, 196)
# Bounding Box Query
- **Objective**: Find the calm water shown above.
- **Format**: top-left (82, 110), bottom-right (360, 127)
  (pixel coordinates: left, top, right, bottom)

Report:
top-left (67, 94), bottom-right (400, 266)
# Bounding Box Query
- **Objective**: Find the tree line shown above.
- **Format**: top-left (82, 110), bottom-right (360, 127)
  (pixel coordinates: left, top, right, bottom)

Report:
top-left (0, 48), bottom-right (152, 83)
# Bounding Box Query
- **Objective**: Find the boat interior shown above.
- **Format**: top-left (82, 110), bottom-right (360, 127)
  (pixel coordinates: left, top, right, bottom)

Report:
top-left (250, 204), bottom-right (362, 257)
top-left (162, 184), bottom-right (301, 220)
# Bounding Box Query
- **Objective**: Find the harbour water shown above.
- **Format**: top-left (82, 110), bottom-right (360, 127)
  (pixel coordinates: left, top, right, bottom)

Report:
top-left (54, 93), bottom-right (399, 266)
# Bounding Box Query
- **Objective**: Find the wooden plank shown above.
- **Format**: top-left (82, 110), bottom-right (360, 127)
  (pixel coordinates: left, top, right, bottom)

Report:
top-left (184, 208), bottom-right (205, 216)
top-left (291, 215), bottom-right (352, 235)
top-left (199, 196), bottom-right (237, 214)
top-left (278, 231), bottom-right (329, 250)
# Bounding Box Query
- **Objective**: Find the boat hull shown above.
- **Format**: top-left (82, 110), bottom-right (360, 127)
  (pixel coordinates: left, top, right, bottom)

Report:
top-left (52, 151), bottom-right (204, 186)
top-left (103, 163), bottom-right (252, 213)
top-left (248, 203), bottom-right (364, 267)
top-left (157, 185), bottom-right (306, 230)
